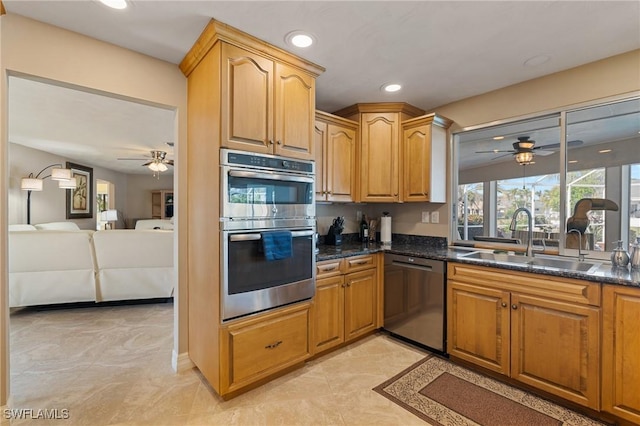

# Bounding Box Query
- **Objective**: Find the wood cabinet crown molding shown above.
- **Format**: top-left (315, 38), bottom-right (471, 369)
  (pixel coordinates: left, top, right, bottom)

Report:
top-left (332, 102), bottom-right (425, 118)
top-left (1, 1), bottom-right (6, 15)
top-left (316, 110), bottom-right (358, 127)
top-left (180, 19), bottom-right (325, 77)
top-left (403, 112), bottom-right (454, 130)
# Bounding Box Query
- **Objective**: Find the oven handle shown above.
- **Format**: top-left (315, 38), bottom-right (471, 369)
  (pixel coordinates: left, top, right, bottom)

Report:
top-left (228, 170), bottom-right (314, 184)
top-left (229, 230), bottom-right (315, 242)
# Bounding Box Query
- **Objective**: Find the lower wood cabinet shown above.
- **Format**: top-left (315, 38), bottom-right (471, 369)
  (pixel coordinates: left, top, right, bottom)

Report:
top-left (312, 254), bottom-right (380, 355)
top-left (448, 263), bottom-right (601, 410)
top-left (219, 301), bottom-right (311, 395)
top-left (602, 284), bottom-right (640, 424)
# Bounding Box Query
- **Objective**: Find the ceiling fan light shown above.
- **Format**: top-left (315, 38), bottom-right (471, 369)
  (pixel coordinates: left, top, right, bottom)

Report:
top-left (515, 151), bottom-right (534, 165)
top-left (148, 162), bottom-right (160, 172)
top-left (157, 162), bottom-right (168, 172)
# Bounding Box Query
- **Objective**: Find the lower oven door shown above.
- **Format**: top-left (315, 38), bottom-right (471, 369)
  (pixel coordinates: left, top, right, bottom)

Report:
top-left (221, 228), bottom-right (316, 321)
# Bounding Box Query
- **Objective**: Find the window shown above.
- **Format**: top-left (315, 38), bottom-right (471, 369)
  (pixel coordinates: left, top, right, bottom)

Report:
top-left (454, 95), bottom-right (640, 259)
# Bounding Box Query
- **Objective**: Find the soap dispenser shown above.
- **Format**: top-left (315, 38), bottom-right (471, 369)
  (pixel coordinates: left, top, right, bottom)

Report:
top-left (630, 237), bottom-right (640, 270)
top-left (611, 240), bottom-right (630, 268)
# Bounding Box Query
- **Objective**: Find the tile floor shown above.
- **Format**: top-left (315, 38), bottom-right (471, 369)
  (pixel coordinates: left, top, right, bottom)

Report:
top-left (8, 302), bottom-right (429, 425)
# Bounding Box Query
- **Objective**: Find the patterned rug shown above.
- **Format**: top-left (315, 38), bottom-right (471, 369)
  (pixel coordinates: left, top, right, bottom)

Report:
top-left (373, 356), bottom-right (606, 426)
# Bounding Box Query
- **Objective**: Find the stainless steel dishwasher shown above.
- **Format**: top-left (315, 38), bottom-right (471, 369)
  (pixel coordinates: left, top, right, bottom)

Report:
top-left (383, 253), bottom-right (446, 354)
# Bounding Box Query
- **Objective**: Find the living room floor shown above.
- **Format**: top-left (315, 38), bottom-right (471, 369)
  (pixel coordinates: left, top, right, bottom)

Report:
top-left (9, 302), bottom-right (428, 425)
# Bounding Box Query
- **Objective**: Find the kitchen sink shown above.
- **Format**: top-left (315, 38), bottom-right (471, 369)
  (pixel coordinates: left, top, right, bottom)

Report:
top-left (458, 251), bottom-right (601, 273)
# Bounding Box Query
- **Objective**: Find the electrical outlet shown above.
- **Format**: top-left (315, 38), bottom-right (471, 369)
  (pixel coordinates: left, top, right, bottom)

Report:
top-left (356, 210), bottom-right (362, 222)
top-left (431, 211), bottom-right (439, 224)
top-left (421, 211), bottom-right (430, 223)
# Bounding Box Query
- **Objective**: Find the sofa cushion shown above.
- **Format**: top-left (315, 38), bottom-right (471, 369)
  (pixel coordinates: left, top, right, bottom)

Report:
top-left (8, 224), bottom-right (37, 231)
top-left (34, 221), bottom-right (81, 231)
top-left (135, 219), bottom-right (174, 230)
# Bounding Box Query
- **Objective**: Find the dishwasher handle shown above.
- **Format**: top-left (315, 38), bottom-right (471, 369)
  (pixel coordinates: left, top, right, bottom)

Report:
top-left (391, 260), bottom-right (433, 272)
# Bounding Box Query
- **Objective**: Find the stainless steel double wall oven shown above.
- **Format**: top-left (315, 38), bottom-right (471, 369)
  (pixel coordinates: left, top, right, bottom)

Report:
top-left (220, 149), bottom-right (316, 321)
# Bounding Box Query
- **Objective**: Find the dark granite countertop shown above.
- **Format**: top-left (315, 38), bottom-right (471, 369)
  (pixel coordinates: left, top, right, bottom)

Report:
top-left (317, 234), bottom-right (640, 288)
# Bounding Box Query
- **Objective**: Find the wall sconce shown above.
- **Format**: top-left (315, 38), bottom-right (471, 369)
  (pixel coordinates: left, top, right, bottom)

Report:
top-left (20, 164), bottom-right (76, 224)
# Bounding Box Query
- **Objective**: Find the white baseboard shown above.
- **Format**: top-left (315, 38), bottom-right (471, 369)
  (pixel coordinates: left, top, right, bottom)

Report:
top-left (171, 350), bottom-right (195, 372)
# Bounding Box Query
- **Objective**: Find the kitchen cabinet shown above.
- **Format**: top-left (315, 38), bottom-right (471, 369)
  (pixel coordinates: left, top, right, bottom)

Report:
top-left (602, 284), bottom-right (640, 424)
top-left (401, 114), bottom-right (453, 203)
top-left (180, 19), bottom-right (324, 399)
top-left (447, 263), bottom-right (601, 410)
top-left (151, 190), bottom-right (173, 219)
top-left (219, 301), bottom-right (311, 396)
top-left (314, 111), bottom-right (359, 202)
top-left (311, 254), bottom-right (380, 355)
top-left (333, 103), bottom-right (424, 202)
top-left (221, 43), bottom-right (316, 160)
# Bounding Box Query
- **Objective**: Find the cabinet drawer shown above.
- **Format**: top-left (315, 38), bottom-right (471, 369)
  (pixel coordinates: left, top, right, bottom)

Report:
top-left (317, 259), bottom-right (343, 278)
top-left (343, 255), bottom-right (375, 273)
top-left (226, 304), bottom-right (310, 389)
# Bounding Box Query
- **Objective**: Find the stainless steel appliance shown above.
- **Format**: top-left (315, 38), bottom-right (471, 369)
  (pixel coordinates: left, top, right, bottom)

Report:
top-left (383, 253), bottom-right (446, 353)
top-left (220, 149), bottom-right (316, 321)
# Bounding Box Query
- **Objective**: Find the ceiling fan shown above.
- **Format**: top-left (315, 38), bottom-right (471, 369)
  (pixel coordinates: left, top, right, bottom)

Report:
top-left (117, 150), bottom-right (174, 175)
top-left (476, 136), bottom-right (583, 164)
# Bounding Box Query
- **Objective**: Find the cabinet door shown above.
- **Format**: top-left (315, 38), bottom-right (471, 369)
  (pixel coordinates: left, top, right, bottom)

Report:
top-left (274, 62), bottom-right (315, 160)
top-left (360, 112), bottom-right (399, 202)
top-left (326, 123), bottom-right (357, 203)
top-left (311, 275), bottom-right (345, 354)
top-left (447, 281), bottom-right (510, 376)
top-left (602, 285), bottom-right (640, 424)
top-left (511, 293), bottom-right (600, 410)
top-left (403, 124), bottom-right (431, 202)
top-left (344, 268), bottom-right (377, 341)
top-left (221, 43), bottom-right (273, 154)
top-left (314, 120), bottom-right (328, 201)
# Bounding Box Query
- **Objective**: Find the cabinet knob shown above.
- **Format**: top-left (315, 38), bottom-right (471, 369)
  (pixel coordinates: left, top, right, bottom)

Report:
top-left (328, 191), bottom-right (332, 195)
top-left (512, 304), bottom-right (518, 310)
top-left (277, 140), bottom-right (282, 145)
top-left (269, 140), bottom-right (274, 145)
top-left (501, 302), bottom-right (507, 308)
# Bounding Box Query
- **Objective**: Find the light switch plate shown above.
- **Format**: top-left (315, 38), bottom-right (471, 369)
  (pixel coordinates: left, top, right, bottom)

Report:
top-left (421, 211), bottom-right (430, 223)
top-left (431, 211), bottom-right (439, 224)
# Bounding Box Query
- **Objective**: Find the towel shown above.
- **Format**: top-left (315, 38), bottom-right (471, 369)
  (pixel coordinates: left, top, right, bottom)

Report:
top-left (261, 230), bottom-right (293, 261)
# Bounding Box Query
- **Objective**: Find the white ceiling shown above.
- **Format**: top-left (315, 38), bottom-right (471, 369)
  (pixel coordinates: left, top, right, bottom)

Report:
top-left (4, 1), bottom-right (640, 174)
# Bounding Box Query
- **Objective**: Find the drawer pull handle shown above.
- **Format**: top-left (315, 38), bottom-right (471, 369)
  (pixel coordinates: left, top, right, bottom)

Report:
top-left (352, 260), bottom-right (369, 265)
top-left (322, 266), bottom-right (337, 272)
top-left (265, 340), bottom-right (283, 349)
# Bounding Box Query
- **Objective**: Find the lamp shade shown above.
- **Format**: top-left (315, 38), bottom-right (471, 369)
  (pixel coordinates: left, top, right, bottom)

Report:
top-left (21, 178), bottom-right (43, 191)
top-left (51, 168), bottom-right (73, 181)
top-left (515, 151), bottom-right (534, 165)
top-left (58, 177), bottom-right (77, 189)
top-left (157, 162), bottom-right (168, 172)
top-left (105, 209), bottom-right (118, 221)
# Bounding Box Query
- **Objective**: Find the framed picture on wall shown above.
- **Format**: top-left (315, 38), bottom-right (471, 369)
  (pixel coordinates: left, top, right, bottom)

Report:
top-left (66, 162), bottom-right (93, 219)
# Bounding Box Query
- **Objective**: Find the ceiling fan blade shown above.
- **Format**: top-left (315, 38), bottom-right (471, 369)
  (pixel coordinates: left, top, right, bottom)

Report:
top-left (117, 157), bottom-right (149, 160)
top-left (491, 152), bottom-right (513, 160)
top-left (536, 150), bottom-right (555, 156)
top-left (534, 139), bottom-right (584, 150)
top-left (166, 160), bottom-right (174, 166)
top-left (475, 149), bottom-right (514, 154)
top-left (142, 161), bottom-right (153, 166)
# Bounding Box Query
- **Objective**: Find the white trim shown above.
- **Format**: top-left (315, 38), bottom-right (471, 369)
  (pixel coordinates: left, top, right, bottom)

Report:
top-left (171, 350), bottom-right (194, 373)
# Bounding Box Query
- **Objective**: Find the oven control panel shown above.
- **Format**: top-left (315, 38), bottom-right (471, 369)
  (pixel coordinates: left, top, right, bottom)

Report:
top-left (222, 149), bottom-right (314, 174)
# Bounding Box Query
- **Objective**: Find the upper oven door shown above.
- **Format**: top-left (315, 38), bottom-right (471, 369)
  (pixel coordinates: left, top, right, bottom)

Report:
top-left (221, 167), bottom-right (315, 220)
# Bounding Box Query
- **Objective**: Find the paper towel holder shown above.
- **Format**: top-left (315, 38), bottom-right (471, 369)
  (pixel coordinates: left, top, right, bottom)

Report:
top-left (381, 211), bottom-right (392, 246)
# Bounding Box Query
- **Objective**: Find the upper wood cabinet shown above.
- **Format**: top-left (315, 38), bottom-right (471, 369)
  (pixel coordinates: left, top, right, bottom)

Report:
top-left (220, 44), bottom-right (316, 160)
top-left (314, 111), bottom-right (359, 202)
top-left (402, 114), bottom-right (453, 203)
top-left (602, 284), bottom-right (640, 425)
top-left (334, 103), bottom-right (424, 202)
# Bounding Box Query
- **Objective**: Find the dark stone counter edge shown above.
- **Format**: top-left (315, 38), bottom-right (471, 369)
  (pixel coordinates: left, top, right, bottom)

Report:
top-left (317, 243), bottom-right (640, 288)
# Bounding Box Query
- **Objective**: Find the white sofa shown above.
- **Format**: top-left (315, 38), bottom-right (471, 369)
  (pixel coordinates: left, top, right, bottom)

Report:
top-left (92, 230), bottom-right (174, 302)
top-left (8, 228), bottom-right (174, 308)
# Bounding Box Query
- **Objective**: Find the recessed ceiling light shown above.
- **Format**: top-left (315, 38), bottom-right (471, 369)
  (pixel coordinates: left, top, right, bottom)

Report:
top-left (523, 55), bottom-right (550, 67)
top-left (493, 136), bottom-right (505, 140)
top-left (599, 149), bottom-right (612, 153)
top-left (381, 83), bottom-right (402, 93)
top-left (99, 0), bottom-right (127, 9)
top-left (285, 31), bottom-right (314, 48)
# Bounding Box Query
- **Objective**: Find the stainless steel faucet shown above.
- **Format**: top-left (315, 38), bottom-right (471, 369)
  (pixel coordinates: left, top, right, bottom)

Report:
top-left (510, 207), bottom-right (534, 257)
top-left (567, 228), bottom-right (585, 261)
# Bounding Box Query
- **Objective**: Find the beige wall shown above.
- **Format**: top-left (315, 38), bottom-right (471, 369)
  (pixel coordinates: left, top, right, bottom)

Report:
top-left (0, 13), bottom-right (189, 406)
top-left (126, 174), bottom-right (174, 221)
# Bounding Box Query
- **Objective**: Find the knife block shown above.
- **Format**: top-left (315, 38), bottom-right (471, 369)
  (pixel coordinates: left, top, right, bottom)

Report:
top-left (325, 226), bottom-right (342, 246)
